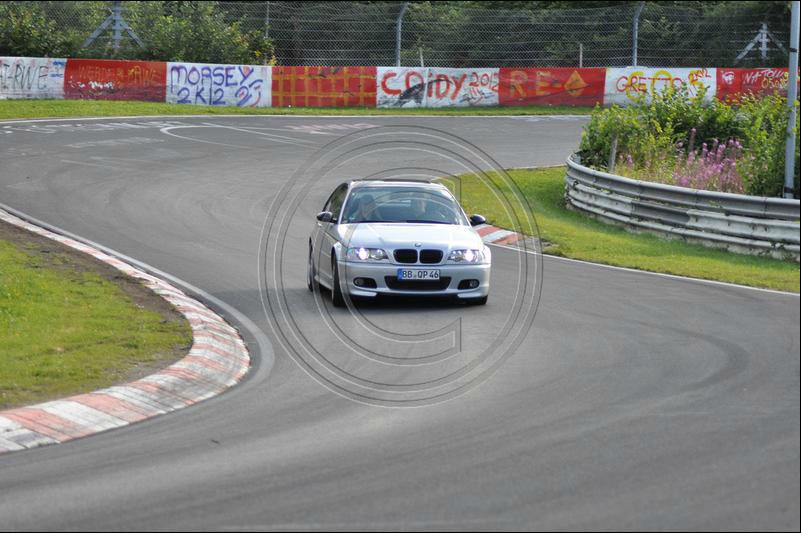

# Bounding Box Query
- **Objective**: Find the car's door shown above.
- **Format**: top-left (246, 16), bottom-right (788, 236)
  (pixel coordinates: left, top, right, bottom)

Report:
top-left (315, 183), bottom-right (348, 286)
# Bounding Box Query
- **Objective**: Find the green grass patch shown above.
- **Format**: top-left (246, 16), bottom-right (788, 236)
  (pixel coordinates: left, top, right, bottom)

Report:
top-left (0, 99), bottom-right (591, 120)
top-left (0, 226), bottom-right (192, 408)
top-left (440, 167), bottom-right (800, 293)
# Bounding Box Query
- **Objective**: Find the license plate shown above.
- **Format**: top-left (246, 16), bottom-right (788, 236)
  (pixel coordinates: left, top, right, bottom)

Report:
top-left (397, 268), bottom-right (440, 281)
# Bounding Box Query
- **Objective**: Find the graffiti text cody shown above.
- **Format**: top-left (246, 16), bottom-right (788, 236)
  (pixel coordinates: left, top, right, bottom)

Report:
top-left (380, 68), bottom-right (498, 103)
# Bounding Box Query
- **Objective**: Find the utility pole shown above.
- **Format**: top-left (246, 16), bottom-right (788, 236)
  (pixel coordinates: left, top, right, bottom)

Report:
top-left (395, 2), bottom-right (409, 67)
top-left (785, 1), bottom-right (799, 199)
top-left (632, 2), bottom-right (644, 66)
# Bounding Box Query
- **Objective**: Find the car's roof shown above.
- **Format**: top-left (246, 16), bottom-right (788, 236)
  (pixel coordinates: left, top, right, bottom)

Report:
top-left (350, 178), bottom-right (448, 190)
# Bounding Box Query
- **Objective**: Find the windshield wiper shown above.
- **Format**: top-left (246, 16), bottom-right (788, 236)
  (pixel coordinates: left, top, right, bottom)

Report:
top-left (405, 220), bottom-right (451, 224)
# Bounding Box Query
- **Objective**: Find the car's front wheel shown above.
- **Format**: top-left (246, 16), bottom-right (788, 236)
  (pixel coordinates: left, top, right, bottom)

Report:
top-left (331, 256), bottom-right (345, 308)
top-left (307, 245), bottom-right (317, 292)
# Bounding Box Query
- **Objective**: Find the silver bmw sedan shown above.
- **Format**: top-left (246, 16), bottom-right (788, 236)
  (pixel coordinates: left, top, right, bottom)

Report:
top-left (308, 179), bottom-right (491, 306)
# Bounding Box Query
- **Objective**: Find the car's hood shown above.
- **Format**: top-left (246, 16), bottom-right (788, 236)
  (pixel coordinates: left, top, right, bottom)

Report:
top-left (337, 223), bottom-right (483, 251)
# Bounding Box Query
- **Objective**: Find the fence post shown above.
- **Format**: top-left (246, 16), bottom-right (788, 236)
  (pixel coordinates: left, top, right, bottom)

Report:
top-left (608, 136), bottom-right (619, 173)
top-left (579, 43), bottom-right (583, 68)
top-left (632, 2), bottom-right (644, 66)
top-left (395, 2), bottom-right (409, 67)
top-left (785, 1), bottom-right (800, 199)
top-left (264, 1), bottom-right (270, 40)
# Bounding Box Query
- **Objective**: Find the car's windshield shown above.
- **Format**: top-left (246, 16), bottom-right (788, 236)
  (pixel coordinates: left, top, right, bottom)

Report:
top-left (341, 186), bottom-right (468, 225)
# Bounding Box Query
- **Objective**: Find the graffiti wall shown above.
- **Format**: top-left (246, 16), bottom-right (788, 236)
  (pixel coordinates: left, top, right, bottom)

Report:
top-left (166, 63), bottom-right (271, 107)
top-left (2, 56), bottom-right (793, 109)
top-left (0, 57), bottom-right (66, 99)
top-left (498, 68), bottom-right (606, 107)
top-left (64, 59), bottom-right (166, 101)
top-left (604, 67), bottom-right (717, 105)
top-left (716, 68), bottom-right (797, 101)
top-left (272, 66), bottom-right (376, 107)
top-left (377, 67), bottom-right (499, 108)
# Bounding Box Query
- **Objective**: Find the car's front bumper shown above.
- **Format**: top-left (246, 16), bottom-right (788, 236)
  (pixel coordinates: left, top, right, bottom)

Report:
top-left (339, 261), bottom-right (490, 299)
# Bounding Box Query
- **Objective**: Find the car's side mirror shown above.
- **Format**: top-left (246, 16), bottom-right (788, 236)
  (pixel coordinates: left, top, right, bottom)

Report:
top-left (316, 211), bottom-right (334, 223)
top-left (469, 214), bottom-right (486, 226)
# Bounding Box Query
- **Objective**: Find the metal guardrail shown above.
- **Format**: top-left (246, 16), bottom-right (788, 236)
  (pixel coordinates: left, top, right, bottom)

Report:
top-left (565, 154), bottom-right (800, 260)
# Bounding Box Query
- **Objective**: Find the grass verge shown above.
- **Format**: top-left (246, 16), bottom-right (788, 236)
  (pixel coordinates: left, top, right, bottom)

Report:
top-left (0, 219), bottom-right (192, 409)
top-left (440, 167), bottom-right (800, 293)
top-left (0, 99), bottom-right (591, 120)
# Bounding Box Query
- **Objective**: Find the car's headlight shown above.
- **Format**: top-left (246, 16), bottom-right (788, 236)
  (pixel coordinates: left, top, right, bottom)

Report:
top-left (346, 247), bottom-right (388, 262)
top-left (447, 249), bottom-right (485, 263)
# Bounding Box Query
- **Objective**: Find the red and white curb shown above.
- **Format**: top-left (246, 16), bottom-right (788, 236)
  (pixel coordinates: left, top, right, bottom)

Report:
top-left (475, 223), bottom-right (529, 247)
top-left (0, 208), bottom-right (250, 454)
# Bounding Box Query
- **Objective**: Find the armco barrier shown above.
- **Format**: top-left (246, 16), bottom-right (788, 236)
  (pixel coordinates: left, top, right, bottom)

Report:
top-left (565, 154), bottom-right (800, 260)
top-left (0, 56), bottom-right (795, 107)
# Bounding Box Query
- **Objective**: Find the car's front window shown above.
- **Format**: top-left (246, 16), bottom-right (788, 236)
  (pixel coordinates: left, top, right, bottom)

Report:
top-left (341, 186), bottom-right (468, 225)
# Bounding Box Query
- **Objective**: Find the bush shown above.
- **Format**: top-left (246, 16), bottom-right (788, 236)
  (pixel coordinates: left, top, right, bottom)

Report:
top-left (0, 3), bottom-right (81, 57)
top-left (123, 2), bottom-right (274, 64)
top-left (579, 87), bottom-right (799, 197)
top-left (0, 1), bottom-right (275, 65)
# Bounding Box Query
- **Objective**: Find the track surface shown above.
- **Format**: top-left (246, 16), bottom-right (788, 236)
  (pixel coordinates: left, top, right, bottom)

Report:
top-left (0, 116), bottom-right (798, 531)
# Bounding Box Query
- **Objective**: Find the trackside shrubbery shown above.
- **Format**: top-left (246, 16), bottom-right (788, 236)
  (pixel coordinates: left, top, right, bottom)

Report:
top-left (0, 1), bottom-right (275, 64)
top-left (578, 88), bottom-right (800, 197)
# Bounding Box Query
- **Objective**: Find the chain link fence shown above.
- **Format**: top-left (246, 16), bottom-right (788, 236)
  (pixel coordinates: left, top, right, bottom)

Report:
top-left (0, 1), bottom-right (792, 68)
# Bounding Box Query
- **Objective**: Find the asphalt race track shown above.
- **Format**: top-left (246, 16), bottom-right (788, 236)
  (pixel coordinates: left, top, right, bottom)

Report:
top-left (0, 115), bottom-right (798, 531)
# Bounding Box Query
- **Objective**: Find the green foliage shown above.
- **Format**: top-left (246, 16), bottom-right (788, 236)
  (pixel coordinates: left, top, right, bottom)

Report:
top-left (736, 94), bottom-right (800, 197)
top-left (0, 2), bottom-right (80, 57)
top-left (0, 1), bottom-right (274, 64)
top-left (579, 88), bottom-right (799, 197)
top-left (121, 2), bottom-right (274, 64)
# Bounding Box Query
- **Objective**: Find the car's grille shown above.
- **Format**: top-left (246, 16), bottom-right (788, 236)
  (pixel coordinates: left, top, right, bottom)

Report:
top-left (394, 249), bottom-right (417, 263)
top-left (385, 276), bottom-right (452, 291)
top-left (419, 249), bottom-right (443, 264)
